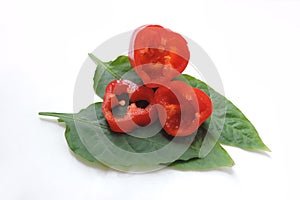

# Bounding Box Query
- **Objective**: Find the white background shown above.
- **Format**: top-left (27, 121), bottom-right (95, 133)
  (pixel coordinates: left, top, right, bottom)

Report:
top-left (0, 0), bottom-right (299, 199)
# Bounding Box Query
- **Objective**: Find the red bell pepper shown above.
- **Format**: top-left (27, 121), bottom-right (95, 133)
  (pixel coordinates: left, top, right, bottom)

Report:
top-left (102, 79), bottom-right (157, 133)
top-left (129, 25), bottom-right (190, 88)
top-left (154, 81), bottom-right (213, 136)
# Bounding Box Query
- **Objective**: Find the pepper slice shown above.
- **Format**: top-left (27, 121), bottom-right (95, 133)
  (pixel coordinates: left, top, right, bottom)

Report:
top-left (102, 79), bottom-right (157, 133)
top-left (129, 25), bottom-right (190, 88)
top-left (154, 81), bottom-right (213, 136)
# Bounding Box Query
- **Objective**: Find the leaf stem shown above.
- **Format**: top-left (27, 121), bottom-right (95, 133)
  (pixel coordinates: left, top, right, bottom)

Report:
top-left (39, 112), bottom-right (65, 117)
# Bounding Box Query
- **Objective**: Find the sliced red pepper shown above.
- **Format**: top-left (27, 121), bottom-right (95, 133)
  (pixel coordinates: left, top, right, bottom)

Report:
top-left (129, 25), bottom-right (190, 88)
top-left (154, 81), bottom-right (213, 136)
top-left (102, 79), bottom-right (157, 133)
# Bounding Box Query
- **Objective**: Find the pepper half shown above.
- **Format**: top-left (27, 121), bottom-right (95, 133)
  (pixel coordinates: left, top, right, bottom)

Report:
top-left (129, 25), bottom-right (190, 88)
top-left (154, 81), bottom-right (213, 136)
top-left (102, 79), bottom-right (157, 133)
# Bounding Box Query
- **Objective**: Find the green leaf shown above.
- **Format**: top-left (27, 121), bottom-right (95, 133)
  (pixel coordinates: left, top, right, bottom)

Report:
top-left (169, 142), bottom-right (234, 170)
top-left (89, 54), bottom-right (142, 99)
top-left (39, 103), bottom-right (213, 169)
top-left (40, 54), bottom-right (269, 171)
top-left (182, 74), bottom-right (270, 152)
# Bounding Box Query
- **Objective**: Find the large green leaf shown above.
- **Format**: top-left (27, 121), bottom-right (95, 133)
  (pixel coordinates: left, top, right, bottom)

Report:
top-left (89, 54), bottom-right (142, 99)
top-left (182, 74), bottom-right (270, 152)
top-left (39, 102), bottom-right (233, 170)
top-left (39, 54), bottom-right (269, 171)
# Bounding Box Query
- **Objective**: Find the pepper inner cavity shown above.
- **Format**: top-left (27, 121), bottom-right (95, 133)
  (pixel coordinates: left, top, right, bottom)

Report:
top-left (111, 93), bottom-right (130, 118)
top-left (112, 106), bottom-right (128, 118)
top-left (112, 92), bottom-right (150, 117)
top-left (134, 100), bottom-right (149, 109)
top-left (116, 92), bottom-right (149, 109)
top-left (116, 93), bottom-right (130, 106)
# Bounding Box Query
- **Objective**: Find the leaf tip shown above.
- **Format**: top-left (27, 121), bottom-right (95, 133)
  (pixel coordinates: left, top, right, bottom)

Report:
top-left (262, 145), bottom-right (271, 152)
top-left (257, 140), bottom-right (271, 152)
top-left (88, 52), bottom-right (93, 58)
top-left (229, 158), bottom-right (235, 167)
top-left (88, 53), bottom-right (102, 65)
